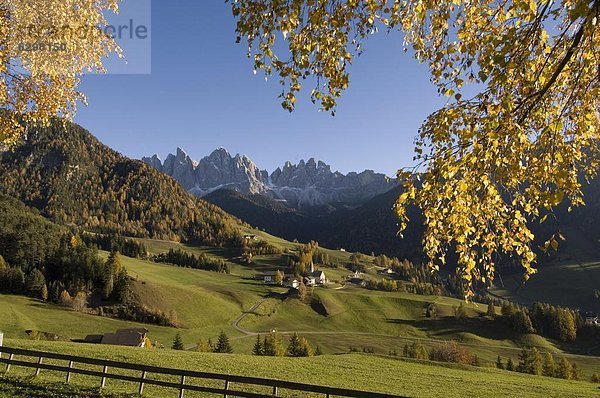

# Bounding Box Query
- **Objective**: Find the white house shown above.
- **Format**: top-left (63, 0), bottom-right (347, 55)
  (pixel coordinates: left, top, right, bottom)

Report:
top-left (377, 268), bottom-right (395, 275)
top-left (284, 277), bottom-right (300, 289)
top-left (304, 276), bottom-right (317, 286)
top-left (312, 270), bottom-right (327, 285)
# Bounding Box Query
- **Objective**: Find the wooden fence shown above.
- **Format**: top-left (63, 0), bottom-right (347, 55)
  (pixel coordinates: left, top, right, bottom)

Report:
top-left (0, 346), bottom-right (406, 398)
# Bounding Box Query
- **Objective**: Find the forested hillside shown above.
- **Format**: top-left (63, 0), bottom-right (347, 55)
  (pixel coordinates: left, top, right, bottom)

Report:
top-left (0, 120), bottom-right (243, 246)
top-left (207, 177), bottom-right (600, 266)
top-left (205, 187), bottom-right (425, 260)
top-left (0, 194), bottom-right (64, 272)
top-left (0, 194), bottom-right (126, 303)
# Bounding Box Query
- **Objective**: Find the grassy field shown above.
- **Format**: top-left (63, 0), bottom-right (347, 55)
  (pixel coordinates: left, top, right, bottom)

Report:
top-left (0, 295), bottom-right (177, 344)
top-left (2, 339), bottom-right (599, 398)
top-left (2, 233), bottom-right (600, 397)
top-left (2, 257), bottom-right (599, 376)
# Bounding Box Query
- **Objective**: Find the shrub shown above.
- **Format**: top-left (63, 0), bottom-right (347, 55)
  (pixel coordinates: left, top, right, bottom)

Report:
top-left (429, 341), bottom-right (476, 365)
top-left (486, 302), bottom-right (496, 318)
top-left (425, 303), bottom-right (438, 318)
top-left (453, 302), bottom-right (468, 319)
top-left (58, 290), bottom-right (72, 307)
top-left (71, 291), bottom-right (88, 312)
top-left (403, 342), bottom-right (429, 360)
top-left (196, 338), bottom-right (214, 353)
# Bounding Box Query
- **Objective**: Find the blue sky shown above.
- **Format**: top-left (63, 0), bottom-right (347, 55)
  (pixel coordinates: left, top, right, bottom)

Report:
top-left (74, 1), bottom-right (447, 176)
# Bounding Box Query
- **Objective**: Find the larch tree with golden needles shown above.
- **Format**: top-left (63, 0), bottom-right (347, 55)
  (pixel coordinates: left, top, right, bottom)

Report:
top-left (230, 0), bottom-right (599, 297)
top-left (0, 0), bottom-right (121, 146)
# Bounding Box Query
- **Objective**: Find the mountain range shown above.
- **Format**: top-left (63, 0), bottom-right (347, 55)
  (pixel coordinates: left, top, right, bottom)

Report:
top-left (142, 148), bottom-right (398, 208)
top-left (143, 147), bottom-right (600, 265)
top-left (2, 121), bottom-right (598, 265)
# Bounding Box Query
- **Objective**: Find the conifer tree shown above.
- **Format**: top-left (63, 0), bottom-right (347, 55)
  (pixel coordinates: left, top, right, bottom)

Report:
top-left (501, 301), bottom-right (515, 317)
top-left (214, 331), bottom-right (233, 354)
top-left (486, 302), bottom-right (496, 318)
top-left (297, 337), bottom-right (314, 357)
top-left (275, 270), bottom-right (284, 285)
top-left (102, 271), bottom-right (114, 300)
top-left (530, 347), bottom-right (543, 376)
top-left (7, 267), bottom-right (25, 294)
top-left (555, 309), bottom-right (577, 342)
top-left (517, 348), bottom-right (531, 373)
top-left (107, 251), bottom-right (123, 274)
top-left (287, 333), bottom-right (302, 357)
top-left (495, 356), bottom-right (504, 370)
top-left (506, 357), bottom-right (515, 372)
top-left (263, 333), bottom-right (285, 356)
top-left (172, 333), bottom-right (184, 350)
top-left (542, 352), bottom-right (556, 377)
top-left (571, 363), bottom-right (582, 381)
top-left (41, 284), bottom-right (49, 301)
top-left (297, 281), bottom-right (308, 302)
top-left (25, 269), bottom-right (46, 299)
top-left (557, 358), bottom-right (573, 380)
top-left (49, 281), bottom-right (62, 303)
top-left (252, 334), bottom-right (263, 356)
top-left (512, 310), bottom-right (535, 334)
top-left (413, 343), bottom-right (429, 360)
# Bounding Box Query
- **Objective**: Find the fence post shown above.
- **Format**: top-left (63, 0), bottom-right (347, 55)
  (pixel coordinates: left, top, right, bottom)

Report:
top-left (0, 332), bottom-right (3, 364)
top-left (35, 356), bottom-right (43, 376)
top-left (178, 375), bottom-right (186, 398)
top-left (66, 360), bottom-right (73, 383)
top-left (272, 385), bottom-right (278, 397)
top-left (100, 365), bottom-right (109, 388)
top-left (5, 353), bottom-right (13, 373)
top-left (139, 370), bottom-right (147, 395)
top-left (223, 379), bottom-right (229, 398)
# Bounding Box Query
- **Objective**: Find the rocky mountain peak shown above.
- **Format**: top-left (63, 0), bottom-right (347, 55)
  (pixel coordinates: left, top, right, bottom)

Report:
top-left (176, 147), bottom-right (188, 159)
top-left (143, 148), bottom-right (397, 208)
top-left (141, 154), bottom-right (163, 172)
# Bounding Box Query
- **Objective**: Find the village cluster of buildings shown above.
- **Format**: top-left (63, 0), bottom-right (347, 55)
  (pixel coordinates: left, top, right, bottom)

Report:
top-left (261, 263), bottom-right (327, 289)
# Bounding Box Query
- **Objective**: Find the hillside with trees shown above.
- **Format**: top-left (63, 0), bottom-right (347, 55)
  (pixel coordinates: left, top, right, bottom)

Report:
top-left (205, 186), bottom-right (425, 261)
top-left (0, 194), bottom-right (128, 306)
top-left (0, 120), bottom-right (244, 246)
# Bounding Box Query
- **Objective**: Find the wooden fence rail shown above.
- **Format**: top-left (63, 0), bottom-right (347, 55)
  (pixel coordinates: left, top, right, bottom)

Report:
top-left (0, 346), bottom-right (406, 398)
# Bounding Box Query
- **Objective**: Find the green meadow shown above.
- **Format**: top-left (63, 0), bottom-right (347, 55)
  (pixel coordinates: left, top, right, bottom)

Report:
top-left (1, 233), bottom-right (599, 397)
top-left (2, 339), bottom-right (599, 398)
